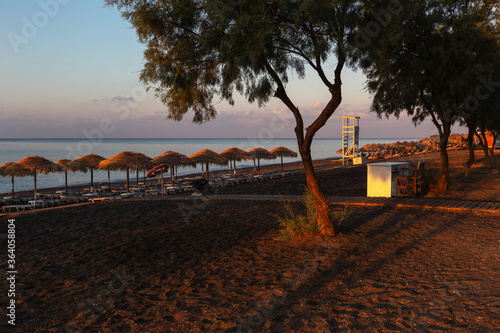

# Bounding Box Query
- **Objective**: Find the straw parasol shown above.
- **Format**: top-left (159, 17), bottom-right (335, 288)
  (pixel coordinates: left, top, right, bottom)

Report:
top-left (0, 162), bottom-right (18, 199)
top-left (219, 148), bottom-right (250, 178)
top-left (56, 159), bottom-right (71, 193)
top-left (189, 149), bottom-right (227, 180)
top-left (247, 148), bottom-right (277, 176)
top-left (9, 156), bottom-right (61, 199)
top-left (99, 151), bottom-right (152, 193)
top-left (67, 154), bottom-right (105, 190)
top-left (270, 147), bottom-right (298, 175)
top-left (152, 151), bottom-right (194, 190)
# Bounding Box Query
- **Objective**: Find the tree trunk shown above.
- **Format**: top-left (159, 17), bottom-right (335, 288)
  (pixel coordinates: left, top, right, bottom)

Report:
top-left (480, 131), bottom-right (491, 159)
top-left (299, 147), bottom-right (334, 236)
top-left (491, 132), bottom-right (497, 157)
top-left (437, 124), bottom-right (451, 191)
top-left (465, 121), bottom-right (476, 175)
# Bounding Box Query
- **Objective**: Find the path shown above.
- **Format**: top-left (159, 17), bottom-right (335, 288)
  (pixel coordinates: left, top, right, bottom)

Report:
top-left (2, 194), bottom-right (499, 218)
top-left (150, 194), bottom-right (500, 213)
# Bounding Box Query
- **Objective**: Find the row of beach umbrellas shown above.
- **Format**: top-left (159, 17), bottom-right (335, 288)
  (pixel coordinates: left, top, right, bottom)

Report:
top-left (0, 147), bottom-right (297, 198)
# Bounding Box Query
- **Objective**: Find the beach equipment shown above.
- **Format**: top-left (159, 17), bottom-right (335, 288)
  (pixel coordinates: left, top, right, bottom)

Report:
top-left (270, 147), bottom-right (298, 175)
top-left (8, 156), bottom-right (61, 199)
top-left (189, 149), bottom-right (227, 180)
top-left (0, 162), bottom-right (17, 199)
top-left (67, 154), bottom-right (105, 190)
top-left (55, 159), bottom-right (71, 193)
top-left (219, 148), bottom-right (250, 178)
top-left (147, 164), bottom-right (169, 178)
top-left (247, 148), bottom-right (277, 176)
top-left (152, 151), bottom-right (194, 191)
top-left (99, 151), bottom-right (152, 193)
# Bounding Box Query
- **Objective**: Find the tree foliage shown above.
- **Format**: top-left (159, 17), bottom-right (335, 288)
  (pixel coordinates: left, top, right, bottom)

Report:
top-left (359, 0), bottom-right (499, 189)
top-left (107, 0), bottom-right (358, 123)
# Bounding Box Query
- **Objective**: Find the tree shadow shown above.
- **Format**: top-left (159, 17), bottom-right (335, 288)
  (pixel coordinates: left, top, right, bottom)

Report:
top-left (260, 208), bottom-right (466, 332)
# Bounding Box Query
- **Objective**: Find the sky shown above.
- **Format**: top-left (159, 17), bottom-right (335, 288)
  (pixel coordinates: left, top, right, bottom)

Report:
top-left (0, 1), bottom-right (464, 139)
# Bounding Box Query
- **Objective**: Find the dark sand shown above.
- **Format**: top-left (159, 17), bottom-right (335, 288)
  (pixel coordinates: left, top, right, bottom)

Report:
top-left (1, 149), bottom-right (499, 332)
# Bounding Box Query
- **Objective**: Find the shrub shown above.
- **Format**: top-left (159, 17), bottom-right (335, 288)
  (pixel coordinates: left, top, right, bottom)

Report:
top-left (275, 186), bottom-right (318, 240)
top-left (275, 186), bottom-right (349, 240)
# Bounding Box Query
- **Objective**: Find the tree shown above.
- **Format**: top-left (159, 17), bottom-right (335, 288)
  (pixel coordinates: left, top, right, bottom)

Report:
top-left (106, 0), bottom-right (360, 235)
top-left (359, 0), bottom-right (499, 190)
top-left (454, 2), bottom-right (500, 172)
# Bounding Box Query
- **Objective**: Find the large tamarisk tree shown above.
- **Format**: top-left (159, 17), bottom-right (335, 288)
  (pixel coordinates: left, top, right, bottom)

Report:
top-left (359, 0), bottom-right (499, 190)
top-left (106, 0), bottom-right (360, 235)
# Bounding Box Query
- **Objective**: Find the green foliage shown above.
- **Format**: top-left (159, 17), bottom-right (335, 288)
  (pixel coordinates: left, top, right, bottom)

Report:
top-left (360, 0), bottom-right (499, 126)
top-left (359, 0), bottom-right (499, 189)
top-left (330, 205), bottom-right (349, 227)
top-left (275, 186), bottom-right (350, 240)
top-left (275, 186), bottom-right (319, 240)
top-left (105, 0), bottom-right (360, 124)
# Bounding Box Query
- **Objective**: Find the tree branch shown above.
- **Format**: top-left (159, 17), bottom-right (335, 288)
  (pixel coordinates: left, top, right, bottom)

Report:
top-left (263, 60), bottom-right (304, 146)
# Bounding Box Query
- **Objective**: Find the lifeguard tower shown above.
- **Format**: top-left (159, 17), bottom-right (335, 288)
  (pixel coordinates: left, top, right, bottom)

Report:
top-left (341, 116), bottom-right (365, 165)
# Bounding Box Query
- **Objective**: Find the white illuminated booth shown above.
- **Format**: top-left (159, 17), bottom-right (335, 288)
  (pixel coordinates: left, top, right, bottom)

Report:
top-left (367, 162), bottom-right (409, 198)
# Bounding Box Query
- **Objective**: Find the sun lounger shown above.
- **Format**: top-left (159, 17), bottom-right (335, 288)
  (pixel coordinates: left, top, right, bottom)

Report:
top-left (89, 196), bottom-right (122, 203)
top-left (37, 193), bottom-right (61, 199)
top-left (59, 195), bottom-right (88, 203)
top-left (2, 205), bottom-right (34, 212)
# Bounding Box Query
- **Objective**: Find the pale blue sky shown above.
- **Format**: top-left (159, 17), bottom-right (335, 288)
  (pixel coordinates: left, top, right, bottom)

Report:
top-left (0, 0), bottom-right (454, 139)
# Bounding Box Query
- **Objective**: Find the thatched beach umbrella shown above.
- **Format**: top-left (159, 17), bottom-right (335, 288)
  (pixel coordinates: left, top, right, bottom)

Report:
top-left (10, 156), bottom-right (61, 199)
top-left (219, 148), bottom-right (250, 178)
top-left (152, 151), bottom-right (194, 190)
top-left (189, 149), bottom-right (227, 180)
top-left (270, 147), bottom-right (298, 175)
top-left (56, 159), bottom-right (71, 193)
top-left (99, 151), bottom-right (152, 193)
top-left (0, 162), bottom-right (18, 199)
top-left (247, 148), bottom-right (277, 176)
top-left (67, 154), bottom-right (105, 190)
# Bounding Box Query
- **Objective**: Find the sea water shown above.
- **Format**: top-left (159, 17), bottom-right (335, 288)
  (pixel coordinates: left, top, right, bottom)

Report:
top-left (0, 138), bottom-right (418, 194)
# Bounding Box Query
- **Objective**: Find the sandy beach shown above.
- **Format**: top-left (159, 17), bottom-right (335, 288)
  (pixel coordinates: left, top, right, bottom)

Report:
top-left (1, 149), bottom-right (499, 332)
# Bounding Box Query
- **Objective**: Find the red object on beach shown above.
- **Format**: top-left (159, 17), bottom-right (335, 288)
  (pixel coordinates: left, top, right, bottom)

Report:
top-left (147, 164), bottom-right (169, 178)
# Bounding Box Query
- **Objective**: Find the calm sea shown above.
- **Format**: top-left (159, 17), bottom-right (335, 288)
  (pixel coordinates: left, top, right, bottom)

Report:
top-left (0, 138), bottom-right (417, 194)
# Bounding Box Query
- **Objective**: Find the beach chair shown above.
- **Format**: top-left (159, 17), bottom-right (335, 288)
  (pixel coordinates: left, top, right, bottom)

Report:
top-left (2, 204), bottom-right (34, 212)
top-left (396, 161), bottom-right (426, 198)
top-left (89, 196), bottom-right (122, 203)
